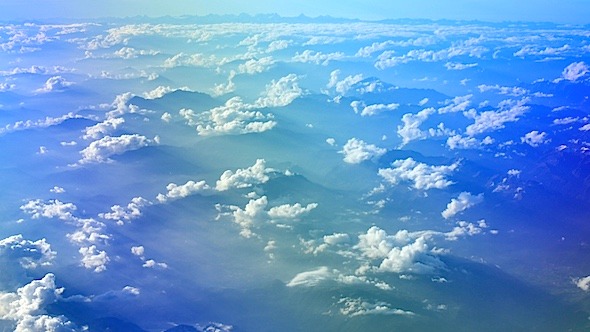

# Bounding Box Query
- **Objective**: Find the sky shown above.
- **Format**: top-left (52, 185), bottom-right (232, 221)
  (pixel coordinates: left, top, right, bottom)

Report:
top-left (2, 2), bottom-right (590, 331)
top-left (2, 0), bottom-right (590, 24)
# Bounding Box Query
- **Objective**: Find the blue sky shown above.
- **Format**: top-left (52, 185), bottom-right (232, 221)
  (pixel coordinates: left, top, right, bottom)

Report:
top-left (2, 0), bottom-right (589, 23)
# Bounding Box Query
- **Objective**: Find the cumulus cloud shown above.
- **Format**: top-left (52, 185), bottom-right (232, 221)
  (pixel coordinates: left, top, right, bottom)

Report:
top-left (375, 43), bottom-right (487, 69)
top-left (397, 108), bottom-right (436, 145)
top-left (312, 233), bottom-right (351, 254)
top-left (82, 117), bottom-right (125, 140)
top-left (559, 61), bottom-right (588, 82)
top-left (441, 192), bottom-right (484, 219)
top-left (185, 97), bottom-right (276, 136)
top-left (0, 274), bottom-right (80, 331)
top-left (0, 112), bottom-right (81, 136)
top-left (378, 158), bottom-right (458, 190)
top-left (20, 199), bottom-right (76, 221)
top-left (0, 234), bottom-right (56, 269)
top-left (580, 124), bottom-right (590, 131)
top-left (326, 70), bottom-right (364, 95)
top-left (446, 135), bottom-right (494, 150)
top-left (229, 196), bottom-right (269, 238)
top-left (66, 218), bottom-right (110, 245)
top-left (445, 62), bottom-right (478, 70)
top-left (215, 159), bottom-right (272, 191)
top-left (255, 74), bottom-right (303, 108)
top-left (79, 245), bottom-right (109, 273)
top-left (49, 186), bottom-right (65, 194)
top-left (438, 95), bottom-right (473, 114)
top-left (131, 246), bottom-right (145, 257)
top-left (354, 226), bottom-right (444, 274)
top-left (113, 47), bottom-right (159, 59)
top-left (521, 130), bottom-right (550, 147)
top-left (445, 220), bottom-right (488, 241)
top-left (340, 138), bottom-right (386, 164)
top-left (478, 84), bottom-right (528, 97)
top-left (99, 197), bottom-right (152, 224)
top-left (266, 39), bottom-right (290, 53)
top-left (575, 276), bottom-right (590, 291)
top-left (268, 202), bottom-right (318, 219)
top-left (142, 259), bottom-right (168, 269)
top-left (238, 57), bottom-right (275, 74)
top-left (286, 266), bottom-right (334, 287)
top-left (338, 297), bottom-right (415, 317)
top-left (157, 180), bottom-right (210, 203)
top-left (352, 102), bottom-right (400, 116)
top-left (212, 70), bottom-right (236, 97)
top-left (142, 85), bottom-right (190, 99)
top-left (292, 50), bottom-right (345, 66)
top-left (36, 76), bottom-right (73, 93)
top-left (465, 99), bottom-right (529, 136)
top-left (77, 134), bottom-right (150, 165)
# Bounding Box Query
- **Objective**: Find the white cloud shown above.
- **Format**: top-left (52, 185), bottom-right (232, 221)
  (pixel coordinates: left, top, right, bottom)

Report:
top-left (580, 124), bottom-right (590, 131)
top-left (0, 112), bottom-right (81, 135)
top-left (355, 102), bottom-right (400, 117)
top-left (215, 159), bottom-right (272, 191)
top-left (161, 112), bottom-right (172, 122)
top-left (327, 70), bottom-right (363, 95)
top-left (114, 47), bottom-right (159, 59)
top-left (266, 40), bottom-right (290, 53)
top-left (292, 50), bottom-right (345, 66)
top-left (99, 197), bottom-right (152, 224)
top-left (187, 97), bottom-right (276, 136)
top-left (375, 43), bottom-right (487, 69)
top-left (78, 245), bottom-right (109, 272)
top-left (142, 259), bottom-right (168, 269)
top-left (230, 196), bottom-right (268, 238)
top-left (560, 61), bottom-right (588, 81)
top-left (356, 40), bottom-right (396, 57)
top-left (354, 226), bottom-right (444, 274)
top-left (575, 276), bottom-right (590, 291)
top-left (49, 186), bottom-right (65, 194)
top-left (397, 108), bottom-right (436, 145)
top-left (521, 130), bottom-right (550, 147)
top-left (0, 274), bottom-right (80, 332)
top-left (212, 70), bottom-right (236, 97)
top-left (438, 95), bottom-right (473, 114)
top-left (552, 117), bottom-right (579, 125)
top-left (255, 74), bottom-right (303, 108)
top-left (441, 192), bottom-right (484, 219)
top-left (20, 199), bottom-right (76, 221)
top-left (77, 134), bottom-right (150, 164)
top-left (82, 117), bottom-right (125, 140)
top-left (157, 180), bottom-right (210, 203)
top-left (36, 76), bottom-right (73, 93)
top-left (142, 86), bottom-right (190, 99)
top-left (445, 220), bottom-right (488, 241)
top-left (326, 137), bottom-right (336, 146)
top-left (122, 286), bottom-right (140, 296)
top-left (268, 202), bottom-right (318, 219)
top-left (338, 297), bottom-right (415, 317)
top-left (67, 218), bottom-right (109, 245)
top-left (0, 234), bottom-right (56, 269)
top-left (131, 246), bottom-right (144, 257)
top-left (163, 52), bottom-right (220, 68)
top-left (478, 84), bottom-right (528, 97)
top-left (378, 158), bottom-right (458, 190)
top-left (238, 57), bottom-right (275, 74)
top-left (445, 62), bottom-right (478, 70)
top-left (465, 99), bottom-right (529, 136)
top-left (286, 266), bottom-right (334, 287)
top-left (340, 138), bottom-right (386, 164)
